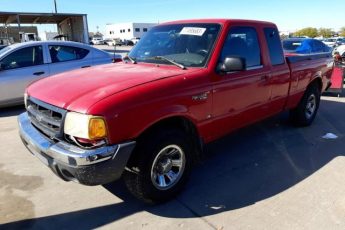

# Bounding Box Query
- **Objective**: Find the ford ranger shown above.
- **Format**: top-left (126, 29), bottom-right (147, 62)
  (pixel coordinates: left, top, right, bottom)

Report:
top-left (18, 19), bottom-right (332, 203)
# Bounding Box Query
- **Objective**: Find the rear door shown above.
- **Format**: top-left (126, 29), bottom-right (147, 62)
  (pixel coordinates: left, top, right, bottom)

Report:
top-left (0, 45), bottom-right (49, 105)
top-left (48, 45), bottom-right (92, 75)
top-left (263, 27), bottom-right (291, 113)
top-left (211, 26), bottom-right (272, 137)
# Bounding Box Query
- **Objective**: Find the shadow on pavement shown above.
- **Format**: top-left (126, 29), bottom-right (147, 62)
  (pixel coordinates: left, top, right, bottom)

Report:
top-left (3, 98), bottom-right (345, 229)
top-left (0, 105), bottom-right (25, 117)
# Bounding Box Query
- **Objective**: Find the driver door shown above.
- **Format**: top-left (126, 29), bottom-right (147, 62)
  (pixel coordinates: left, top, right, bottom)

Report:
top-left (211, 26), bottom-right (272, 138)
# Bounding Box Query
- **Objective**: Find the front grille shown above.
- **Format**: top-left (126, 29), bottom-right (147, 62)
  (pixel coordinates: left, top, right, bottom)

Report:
top-left (27, 97), bottom-right (67, 139)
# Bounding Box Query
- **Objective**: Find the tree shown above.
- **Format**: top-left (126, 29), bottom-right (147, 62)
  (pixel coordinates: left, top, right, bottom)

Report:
top-left (340, 27), bottom-right (345, 37)
top-left (294, 27), bottom-right (318, 38)
top-left (318, 28), bottom-right (334, 38)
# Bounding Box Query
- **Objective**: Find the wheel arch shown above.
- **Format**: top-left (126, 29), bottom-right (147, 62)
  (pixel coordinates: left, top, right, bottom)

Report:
top-left (309, 76), bottom-right (322, 92)
top-left (133, 115), bottom-right (204, 164)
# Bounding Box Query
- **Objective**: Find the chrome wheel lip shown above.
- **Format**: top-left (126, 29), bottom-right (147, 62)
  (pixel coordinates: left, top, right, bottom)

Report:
top-left (150, 144), bottom-right (185, 191)
top-left (305, 94), bottom-right (317, 119)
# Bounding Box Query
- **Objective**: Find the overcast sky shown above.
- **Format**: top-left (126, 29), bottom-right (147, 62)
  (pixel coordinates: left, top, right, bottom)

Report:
top-left (1, 0), bottom-right (343, 33)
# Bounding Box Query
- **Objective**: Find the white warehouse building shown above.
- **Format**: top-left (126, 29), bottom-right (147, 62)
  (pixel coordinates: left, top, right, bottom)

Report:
top-left (105, 22), bottom-right (157, 41)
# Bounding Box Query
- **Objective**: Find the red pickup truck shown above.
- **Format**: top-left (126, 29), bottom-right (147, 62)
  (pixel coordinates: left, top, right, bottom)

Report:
top-left (18, 19), bottom-right (332, 203)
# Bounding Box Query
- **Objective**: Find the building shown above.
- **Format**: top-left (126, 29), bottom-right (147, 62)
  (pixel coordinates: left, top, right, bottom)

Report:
top-left (39, 31), bottom-right (59, 41)
top-left (0, 11), bottom-right (90, 43)
top-left (0, 26), bottom-right (37, 43)
top-left (89, 32), bottom-right (103, 40)
top-left (105, 22), bottom-right (157, 41)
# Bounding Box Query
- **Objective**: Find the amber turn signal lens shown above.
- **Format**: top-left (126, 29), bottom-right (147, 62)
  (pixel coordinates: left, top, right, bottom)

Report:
top-left (88, 118), bottom-right (107, 140)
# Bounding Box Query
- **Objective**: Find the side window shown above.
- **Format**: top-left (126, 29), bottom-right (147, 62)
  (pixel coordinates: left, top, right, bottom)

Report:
top-left (1, 46), bottom-right (43, 70)
top-left (264, 28), bottom-right (285, 65)
top-left (49, 45), bottom-right (89, 63)
top-left (219, 27), bottom-right (261, 68)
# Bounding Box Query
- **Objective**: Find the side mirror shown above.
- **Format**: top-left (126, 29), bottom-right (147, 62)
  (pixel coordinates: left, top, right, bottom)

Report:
top-left (218, 57), bottom-right (246, 73)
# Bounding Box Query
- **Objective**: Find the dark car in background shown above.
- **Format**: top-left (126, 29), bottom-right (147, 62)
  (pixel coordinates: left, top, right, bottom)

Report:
top-left (336, 38), bottom-right (345, 46)
top-left (123, 39), bottom-right (134, 46)
top-left (283, 38), bottom-right (331, 54)
top-left (0, 45), bottom-right (7, 50)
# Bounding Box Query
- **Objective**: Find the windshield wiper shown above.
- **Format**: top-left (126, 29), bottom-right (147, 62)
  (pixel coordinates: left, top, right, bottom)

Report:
top-left (151, 56), bottom-right (186, 69)
top-left (123, 55), bottom-right (137, 64)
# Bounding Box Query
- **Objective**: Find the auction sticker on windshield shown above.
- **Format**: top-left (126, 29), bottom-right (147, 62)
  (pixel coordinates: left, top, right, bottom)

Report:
top-left (180, 27), bottom-right (206, 36)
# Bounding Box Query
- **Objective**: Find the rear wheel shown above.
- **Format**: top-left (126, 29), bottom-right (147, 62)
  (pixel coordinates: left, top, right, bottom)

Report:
top-left (123, 129), bottom-right (192, 203)
top-left (290, 83), bottom-right (321, 126)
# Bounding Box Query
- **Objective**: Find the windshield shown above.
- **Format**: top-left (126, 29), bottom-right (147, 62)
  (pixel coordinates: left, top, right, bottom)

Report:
top-left (129, 23), bottom-right (221, 67)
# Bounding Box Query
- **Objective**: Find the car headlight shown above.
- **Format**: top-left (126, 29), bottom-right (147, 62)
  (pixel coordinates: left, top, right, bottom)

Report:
top-left (64, 112), bottom-right (107, 140)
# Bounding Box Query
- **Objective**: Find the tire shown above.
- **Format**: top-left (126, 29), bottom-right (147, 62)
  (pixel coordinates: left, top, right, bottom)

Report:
top-left (290, 83), bottom-right (321, 126)
top-left (123, 129), bottom-right (192, 204)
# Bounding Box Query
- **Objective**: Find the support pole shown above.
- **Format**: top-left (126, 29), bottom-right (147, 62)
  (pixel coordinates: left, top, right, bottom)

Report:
top-left (82, 15), bottom-right (89, 44)
top-left (16, 14), bottom-right (21, 42)
top-left (54, 0), bottom-right (58, 13)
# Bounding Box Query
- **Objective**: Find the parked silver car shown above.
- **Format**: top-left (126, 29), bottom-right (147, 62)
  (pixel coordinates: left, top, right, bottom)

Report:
top-left (0, 41), bottom-right (116, 107)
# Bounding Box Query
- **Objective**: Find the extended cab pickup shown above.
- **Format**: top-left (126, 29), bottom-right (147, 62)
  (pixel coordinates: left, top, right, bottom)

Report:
top-left (18, 19), bottom-right (332, 203)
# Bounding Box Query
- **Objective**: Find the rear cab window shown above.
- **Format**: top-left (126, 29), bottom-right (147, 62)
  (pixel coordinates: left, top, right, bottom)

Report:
top-left (264, 27), bottom-right (285, 65)
top-left (49, 45), bottom-right (89, 63)
top-left (219, 26), bottom-right (262, 69)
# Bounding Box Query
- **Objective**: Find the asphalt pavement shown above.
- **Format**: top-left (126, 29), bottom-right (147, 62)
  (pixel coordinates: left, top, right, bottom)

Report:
top-left (1, 96), bottom-right (345, 230)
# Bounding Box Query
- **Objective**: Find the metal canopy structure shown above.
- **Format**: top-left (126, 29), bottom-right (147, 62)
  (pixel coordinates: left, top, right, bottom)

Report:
top-left (0, 11), bottom-right (86, 24)
top-left (0, 11), bottom-right (89, 43)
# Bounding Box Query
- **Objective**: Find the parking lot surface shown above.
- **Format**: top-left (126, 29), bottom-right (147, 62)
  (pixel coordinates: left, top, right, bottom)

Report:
top-left (1, 96), bottom-right (345, 229)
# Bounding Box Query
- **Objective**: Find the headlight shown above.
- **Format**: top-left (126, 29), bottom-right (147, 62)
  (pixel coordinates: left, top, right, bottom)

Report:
top-left (64, 112), bottom-right (107, 140)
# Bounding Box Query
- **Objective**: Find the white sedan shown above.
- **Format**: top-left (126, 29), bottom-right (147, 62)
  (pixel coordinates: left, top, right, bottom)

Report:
top-left (323, 38), bottom-right (344, 48)
top-left (91, 37), bottom-right (104, 45)
top-left (0, 41), bottom-right (118, 107)
top-left (333, 45), bottom-right (345, 57)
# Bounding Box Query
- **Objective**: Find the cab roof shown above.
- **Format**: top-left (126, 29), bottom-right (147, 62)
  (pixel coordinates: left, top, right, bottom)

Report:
top-left (160, 18), bottom-right (276, 27)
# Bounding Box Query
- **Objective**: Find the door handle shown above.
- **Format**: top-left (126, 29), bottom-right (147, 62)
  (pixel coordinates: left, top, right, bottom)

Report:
top-left (33, 71), bottom-right (45, 76)
top-left (81, 65), bottom-right (91, 68)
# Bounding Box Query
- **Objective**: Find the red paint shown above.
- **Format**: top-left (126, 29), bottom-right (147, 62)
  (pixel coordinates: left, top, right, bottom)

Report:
top-left (330, 66), bottom-right (344, 89)
top-left (26, 19), bottom-right (333, 145)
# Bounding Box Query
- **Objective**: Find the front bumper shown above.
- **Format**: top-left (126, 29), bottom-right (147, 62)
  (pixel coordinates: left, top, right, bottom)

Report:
top-left (18, 112), bottom-right (136, 185)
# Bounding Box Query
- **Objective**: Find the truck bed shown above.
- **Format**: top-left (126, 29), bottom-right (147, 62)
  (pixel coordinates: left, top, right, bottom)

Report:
top-left (284, 52), bottom-right (333, 109)
top-left (285, 52), bottom-right (332, 63)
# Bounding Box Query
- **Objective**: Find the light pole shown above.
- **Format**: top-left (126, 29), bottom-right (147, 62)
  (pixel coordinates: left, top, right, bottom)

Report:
top-left (54, 0), bottom-right (58, 13)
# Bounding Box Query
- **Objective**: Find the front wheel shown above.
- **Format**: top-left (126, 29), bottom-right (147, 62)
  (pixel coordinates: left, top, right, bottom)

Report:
top-left (123, 129), bottom-right (192, 203)
top-left (290, 83), bottom-right (321, 126)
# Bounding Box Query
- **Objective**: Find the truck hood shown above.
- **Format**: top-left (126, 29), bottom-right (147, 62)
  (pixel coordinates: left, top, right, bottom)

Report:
top-left (27, 62), bottom-right (200, 113)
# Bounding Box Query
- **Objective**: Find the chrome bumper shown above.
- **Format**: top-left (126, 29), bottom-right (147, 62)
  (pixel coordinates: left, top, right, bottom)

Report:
top-left (18, 112), bottom-right (136, 185)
